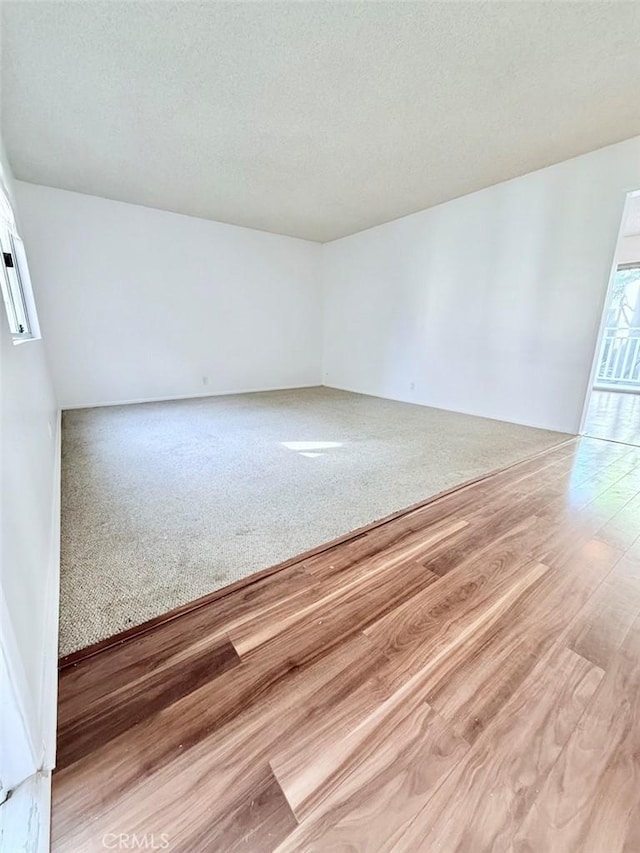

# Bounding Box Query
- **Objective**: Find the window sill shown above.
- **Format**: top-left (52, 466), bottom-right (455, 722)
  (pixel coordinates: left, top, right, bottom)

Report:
top-left (12, 334), bottom-right (39, 346)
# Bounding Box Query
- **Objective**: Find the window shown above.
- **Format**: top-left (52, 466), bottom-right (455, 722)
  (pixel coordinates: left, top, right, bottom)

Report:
top-left (0, 205), bottom-right (40, 344)
top-left (1, 228), bottom-right (30, 339)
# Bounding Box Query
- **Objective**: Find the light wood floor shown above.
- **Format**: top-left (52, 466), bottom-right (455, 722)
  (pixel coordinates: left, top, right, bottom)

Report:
top-left (53, 436), bottom-right (640, 851)
top-left (584, 389), bottom-right (640, 446)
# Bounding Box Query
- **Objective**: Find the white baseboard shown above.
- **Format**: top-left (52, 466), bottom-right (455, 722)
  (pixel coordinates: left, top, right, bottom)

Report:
top-left (61, 382), bottom-right (323, 410)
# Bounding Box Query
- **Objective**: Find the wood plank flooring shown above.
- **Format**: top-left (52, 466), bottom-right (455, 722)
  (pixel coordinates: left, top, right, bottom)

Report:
top-left (53, 436), bottom-right (640, 851)
top-left (583, 389), bottom-right (640, 447)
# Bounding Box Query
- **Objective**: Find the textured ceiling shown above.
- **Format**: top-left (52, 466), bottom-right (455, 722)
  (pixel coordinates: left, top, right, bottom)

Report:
top-left (2, 1), bottom-right (640, 242)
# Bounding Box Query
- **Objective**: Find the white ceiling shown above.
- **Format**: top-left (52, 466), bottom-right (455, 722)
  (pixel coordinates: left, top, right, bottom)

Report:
top-left (2, 1), bottom-right (640, 243)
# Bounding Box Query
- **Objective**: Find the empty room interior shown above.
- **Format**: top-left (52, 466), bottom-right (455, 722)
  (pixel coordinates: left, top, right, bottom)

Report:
top-left (1, 2), bottom-right (640, 851)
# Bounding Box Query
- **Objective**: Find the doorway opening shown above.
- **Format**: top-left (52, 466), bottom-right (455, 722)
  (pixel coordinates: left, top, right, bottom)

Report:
top-left (582, 191), bottom-right (640, 447)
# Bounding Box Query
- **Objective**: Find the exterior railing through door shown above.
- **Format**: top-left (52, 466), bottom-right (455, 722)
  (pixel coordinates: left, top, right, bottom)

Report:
top-left (596, 327), bottom-right (640, 389)
top-left (595, 263), bottom-right (640, 391)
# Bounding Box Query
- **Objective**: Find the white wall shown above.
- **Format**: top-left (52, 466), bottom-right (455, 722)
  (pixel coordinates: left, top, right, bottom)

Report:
top-left (11, 139), bottom-right (640, 433)
top-left (322, 136), bottom-right (640, 434)
top-left (0, 139), bottom-right (59, 850)
top-left (14, 183), bottom-right (323, 409)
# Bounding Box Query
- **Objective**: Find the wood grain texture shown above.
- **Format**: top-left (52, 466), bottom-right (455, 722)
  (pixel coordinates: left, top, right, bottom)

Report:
top-left (390, 646), bottom-right (604, 852)
top-left (513, 613), bottom-right (640, 852)
top-left (53, 437), bottom-right (640, 852)
top-left (57, 635), bottom-right (241, 769)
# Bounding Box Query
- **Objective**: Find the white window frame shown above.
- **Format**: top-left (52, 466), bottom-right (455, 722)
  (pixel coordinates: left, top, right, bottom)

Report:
top-left (0, 221), bottom-right (40, 345)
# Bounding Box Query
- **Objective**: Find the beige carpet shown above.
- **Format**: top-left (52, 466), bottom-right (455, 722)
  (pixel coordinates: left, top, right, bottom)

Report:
top-left (60, 387), bottom-right (570, 655)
